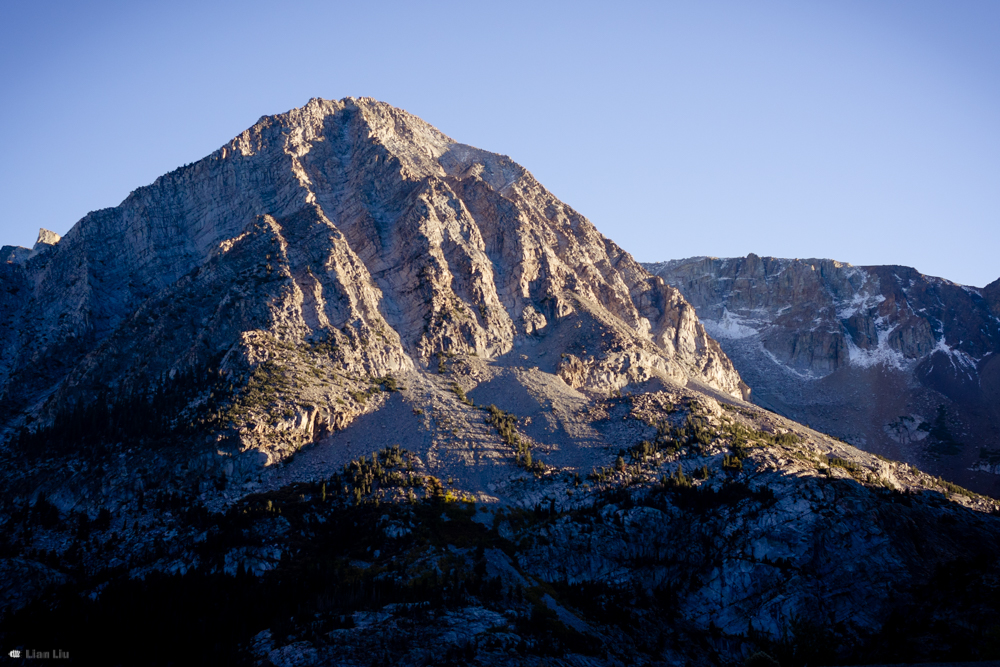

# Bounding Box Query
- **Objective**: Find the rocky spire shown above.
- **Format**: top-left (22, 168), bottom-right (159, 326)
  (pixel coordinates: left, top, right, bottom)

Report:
top-left (32, 228), bottom-right (61, 250)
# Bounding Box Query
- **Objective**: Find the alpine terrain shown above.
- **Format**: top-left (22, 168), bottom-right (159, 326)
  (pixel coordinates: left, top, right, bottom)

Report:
top-left (2, 98), bottom-right (1000, 666)
top-left (646, 256), bottom-right (1000, 498)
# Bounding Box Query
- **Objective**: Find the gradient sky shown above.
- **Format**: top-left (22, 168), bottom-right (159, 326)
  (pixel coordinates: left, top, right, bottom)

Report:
top-left (1, 0), bottom-right (998, 287)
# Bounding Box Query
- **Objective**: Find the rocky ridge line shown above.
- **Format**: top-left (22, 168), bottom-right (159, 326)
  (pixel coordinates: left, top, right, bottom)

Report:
top-left (645, 254), bottom-right (1000, 496)
top-left (1, 97), bottom-right (745, 470)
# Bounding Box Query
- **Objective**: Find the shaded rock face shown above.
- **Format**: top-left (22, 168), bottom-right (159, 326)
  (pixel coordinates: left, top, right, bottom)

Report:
top-left (646, 255), bottom-right (1000, 496)
top-left (986, 277), bottom-right (1000, 319)
top-left (0, 97), bottom-right (744, 461)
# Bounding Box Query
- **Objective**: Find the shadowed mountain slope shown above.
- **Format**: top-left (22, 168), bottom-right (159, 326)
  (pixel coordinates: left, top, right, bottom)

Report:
top-left (646, 255), bottom-right (1000, 496)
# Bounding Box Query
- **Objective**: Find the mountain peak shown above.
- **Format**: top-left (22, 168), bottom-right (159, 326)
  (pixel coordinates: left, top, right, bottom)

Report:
top-left (33, 228), bottom-right (60, 249)
top-left (1, 97), bottom-right (747, 469)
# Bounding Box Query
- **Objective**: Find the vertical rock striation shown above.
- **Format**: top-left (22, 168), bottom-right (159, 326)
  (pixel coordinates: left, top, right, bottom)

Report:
top-left (0, 97), bottom-right (745, 457)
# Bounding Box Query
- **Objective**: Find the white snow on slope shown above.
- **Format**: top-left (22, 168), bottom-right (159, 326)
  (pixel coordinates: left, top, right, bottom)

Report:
top-left (929, 337), bottom-right (980, 381)
top-left (836, 290), bottom-right (885, 320)
top-left (700, 308), bottom-right (761, 340)
top-left (844, 316), bottom-right (908, 371)
top-left (961, 285), bottom-right (982, 297)
top-left (760, 346), bottom-right (819, 380)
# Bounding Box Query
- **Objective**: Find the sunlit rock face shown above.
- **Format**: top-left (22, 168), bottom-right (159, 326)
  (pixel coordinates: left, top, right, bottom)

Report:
top-left (647, 255), bottom-right (1000, 495)
top-left (0, 97), bottom-right (745, 461)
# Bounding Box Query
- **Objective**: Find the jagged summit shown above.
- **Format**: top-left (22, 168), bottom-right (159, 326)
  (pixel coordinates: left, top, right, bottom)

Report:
top-left (33, 228), bottom-right (61, 249)
top-left (1, 227), bottom-right (61, 265)
top-left (1, 97), bottom-right (745, 468)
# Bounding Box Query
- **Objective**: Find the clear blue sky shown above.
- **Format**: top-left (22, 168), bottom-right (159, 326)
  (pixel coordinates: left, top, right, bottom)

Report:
top-left (1, 0), bottom-right (998, 287)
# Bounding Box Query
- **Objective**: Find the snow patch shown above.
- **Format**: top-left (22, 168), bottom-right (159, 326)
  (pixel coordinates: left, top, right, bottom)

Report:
top-left (931, 337), bottom-right (979, 380)
top-left (844, 320), bottom-right (908, 371)
top-left (971, 460), bottom-right (1000, 476)
top-left (961, 285), bottom-right (982, 297)
top-left (700, 308), bottom-right (760, 340)
top-left (761, 347), bottom-right (819, 380)
top-left (836, 290), bottom-right (885, 320)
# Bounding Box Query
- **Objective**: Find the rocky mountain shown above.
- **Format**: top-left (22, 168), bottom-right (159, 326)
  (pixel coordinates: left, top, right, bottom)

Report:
top-left (645, 255), bottom-right (1000, 496)
top-left (2, 99), bottom-right (1000, 666)
top-left (0, 97), bottom-right (744, 463)
top-left (0, 228), bottom-right (61, 265)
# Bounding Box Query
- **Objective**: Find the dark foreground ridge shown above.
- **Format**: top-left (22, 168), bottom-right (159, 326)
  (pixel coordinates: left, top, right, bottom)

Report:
top-left (4, 393), bottom-right (1000, 666)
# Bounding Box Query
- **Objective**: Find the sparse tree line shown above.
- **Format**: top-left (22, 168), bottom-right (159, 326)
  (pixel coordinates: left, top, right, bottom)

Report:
top-left (8, 361), bottom-right (230, 460)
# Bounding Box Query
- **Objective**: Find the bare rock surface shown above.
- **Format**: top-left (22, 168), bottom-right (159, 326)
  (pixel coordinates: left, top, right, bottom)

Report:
top-left (646, 255), bottom-right (1000, 496)
top-left (2, 100), bottom-right (1000, 666)
top-left (0, 97), bottom-right (744, 457)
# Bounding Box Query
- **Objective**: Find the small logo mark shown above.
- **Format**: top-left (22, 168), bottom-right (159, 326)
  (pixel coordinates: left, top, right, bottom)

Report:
top-left (8, 650), bottom-right (21, 658)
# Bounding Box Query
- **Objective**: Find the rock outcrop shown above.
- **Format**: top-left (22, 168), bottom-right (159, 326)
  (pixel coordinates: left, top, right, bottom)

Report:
top-left (3, 387), bottom-right (999, 666)
top-left (0, 98), bottom-right (744, 456)
top-left (2, 99), bottom-right (1000, 667)
top-left (646, 255), bottom-right (1000, 496)
top-left (0, 228), bottom-right (60, 266)
top-left (986, 276), bottom-right (1000, 318)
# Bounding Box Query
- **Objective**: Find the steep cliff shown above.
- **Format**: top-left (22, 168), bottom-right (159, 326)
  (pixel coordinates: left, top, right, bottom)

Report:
top-left (986, 276), bottom-right (1000, 318)
top-left (0, 97), bottom-right (745, 463)
top-left (646, 255), bottom-right (1000, 495)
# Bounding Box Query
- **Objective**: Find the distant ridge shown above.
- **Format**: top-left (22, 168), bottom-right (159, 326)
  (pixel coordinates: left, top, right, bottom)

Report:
top-left (646, 254), bottom-right (1000, 496)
